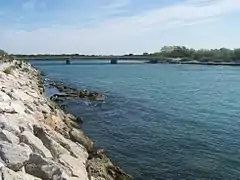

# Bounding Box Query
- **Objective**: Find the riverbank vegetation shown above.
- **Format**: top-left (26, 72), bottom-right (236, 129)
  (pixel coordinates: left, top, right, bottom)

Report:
top-left (144, 46), bottom-right (240, 62)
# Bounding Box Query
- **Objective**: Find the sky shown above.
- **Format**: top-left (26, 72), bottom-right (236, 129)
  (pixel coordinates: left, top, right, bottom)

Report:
top-left (0, 0), bottom-right (240, 55)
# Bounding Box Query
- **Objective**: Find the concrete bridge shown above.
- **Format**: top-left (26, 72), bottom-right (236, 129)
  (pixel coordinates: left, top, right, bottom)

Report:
top-left (15, 55), bottom-right (161, 64)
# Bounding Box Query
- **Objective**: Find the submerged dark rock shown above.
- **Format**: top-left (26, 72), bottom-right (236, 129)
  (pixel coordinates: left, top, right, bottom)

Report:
top-left (46, 81), bottom-right (133, 179)
top-left (49, 82), bottom-right (77, 92)
top-left (87, 148), bottom-right (133, 180)
top-left (49, 81), bottom-right (106, 102)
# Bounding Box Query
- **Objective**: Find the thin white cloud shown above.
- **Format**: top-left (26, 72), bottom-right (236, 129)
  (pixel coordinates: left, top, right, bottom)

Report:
top-left (90, 0), bottom-right (131, 20)
top-left (22, 0), bottom-right (46, 10)
top-left (122, 0), bottom-right (240, 29)
top-left (101, 0), bottom-right (131, 9)
top-left (22, 0), bottom-right (36, 10)
top-left (2, 0), bottom-right (240, 54)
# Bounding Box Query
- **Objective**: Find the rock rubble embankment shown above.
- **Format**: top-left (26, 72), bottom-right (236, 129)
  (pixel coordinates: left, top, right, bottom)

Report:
top-left (0, 60), bottom-right (132, 180)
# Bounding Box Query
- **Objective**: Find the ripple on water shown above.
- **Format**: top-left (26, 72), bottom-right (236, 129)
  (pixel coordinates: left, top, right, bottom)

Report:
top-left (33, 62), bottom-right (240, 180)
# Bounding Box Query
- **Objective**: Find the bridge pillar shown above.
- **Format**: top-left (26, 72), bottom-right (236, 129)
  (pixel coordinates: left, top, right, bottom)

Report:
top-left (66, 59), bottom-right (71, 64)
top-left (110, 59), bottom-right (118, 64)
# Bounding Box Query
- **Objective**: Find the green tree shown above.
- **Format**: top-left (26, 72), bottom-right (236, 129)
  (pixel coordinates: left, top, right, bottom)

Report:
top-left (234, 49), bottom-right (240, 61)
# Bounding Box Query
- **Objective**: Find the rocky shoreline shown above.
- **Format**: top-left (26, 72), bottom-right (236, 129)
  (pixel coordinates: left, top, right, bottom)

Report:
top-left (0, 60), bottom-right (132, 180)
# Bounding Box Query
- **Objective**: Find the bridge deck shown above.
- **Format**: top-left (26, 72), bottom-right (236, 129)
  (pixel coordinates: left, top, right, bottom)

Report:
top-left (15, 55), bottom-right (160, 61)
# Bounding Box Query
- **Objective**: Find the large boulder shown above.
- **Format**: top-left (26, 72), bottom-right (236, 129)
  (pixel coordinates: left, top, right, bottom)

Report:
top-left (87, 152), bottom-right (132, 180)
top-left (70, 128), bottom-right (94, 152)
top-left (0, 129), bottom-right (19, 144)
top-left (39, 104), bottom-right (51, 116)
top-left (48, 131), bottom-right (88, 162)
top-left (44, 114), bottom-right (70, 139)
top-left (59, 153), bottom-right (88, 179)
top-left (0, 101), bottom-right (28, 116)
top-left (25, 90), bottom-right (40, 99)
top-left (9, 101), bottom-right (26, 115)
top-left (65, 113), bottom-right (77, 121)
top-left (58, 138), bottom-right (88, 161)
top-left (20, 131), bottom-right (52, 158)
top-left (0, 141), bottom-right (32, 171)
top-left (33, 126), bottom-right (70, 159)
top-left (0, 91), bottom-right (11, 102)
top-left (25, 153), bottom-right (70, 180)
top-left (11, 89), bottom-right (33, 102)
top-left (62, 113), bottom-right (83, 129)
top-left (0, 166), bottom-right (41, 180)
top-left (0, 115), bottom-right (20, 135)
top-left (2, 113), bottom-right (36, 133)
top-left (0, 102), bottom-right (16, 114)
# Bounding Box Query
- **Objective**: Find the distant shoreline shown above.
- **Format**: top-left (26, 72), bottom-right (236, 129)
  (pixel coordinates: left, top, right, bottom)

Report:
top-left (17, 56), bottom-right (240, 66)
top-left (156, 61), bottom-right (240, 66)
top-left (8, 45), bottom-right (240, 65)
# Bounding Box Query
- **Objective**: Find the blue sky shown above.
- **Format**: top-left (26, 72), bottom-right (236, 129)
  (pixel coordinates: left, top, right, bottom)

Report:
top-left (0, 0), bottom-right (240, 54)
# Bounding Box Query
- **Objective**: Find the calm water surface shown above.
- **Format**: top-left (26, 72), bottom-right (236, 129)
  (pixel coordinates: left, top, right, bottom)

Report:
top-left (32, 60), bottom-right (240, 180)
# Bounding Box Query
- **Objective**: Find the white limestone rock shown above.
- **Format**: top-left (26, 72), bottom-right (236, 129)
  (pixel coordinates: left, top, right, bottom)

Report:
top-left (33, 126), bottom-right (70, 159)
top-left (0, 129), bottom-right (19, 144)
top-left (0, 166), bottom-right (41, 180)
top-left (59, 153), bottom-right (88, 179)
top-left (0, 141), bottom-right (32, 171)
top-left (49, 131), bottom-right (88, 162)
top-left (25, 153), bottom-right (70, 180)
top-left (12, 89), bottom-right (33, 102)
top-left (20, 131), bottom-right (53, 159)
top-left (0, 115), bottom-right (20, 136)
top-left (0, 91), bottom-right (11, 102)
top-left (9, 101), bottom-right (26, 115)
top-left (0, 102), bottom-right (16, 114)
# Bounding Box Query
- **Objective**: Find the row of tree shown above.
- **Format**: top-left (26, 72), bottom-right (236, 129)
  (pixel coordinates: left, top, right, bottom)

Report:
top-left (143, 46), bottom-right (240, 62)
